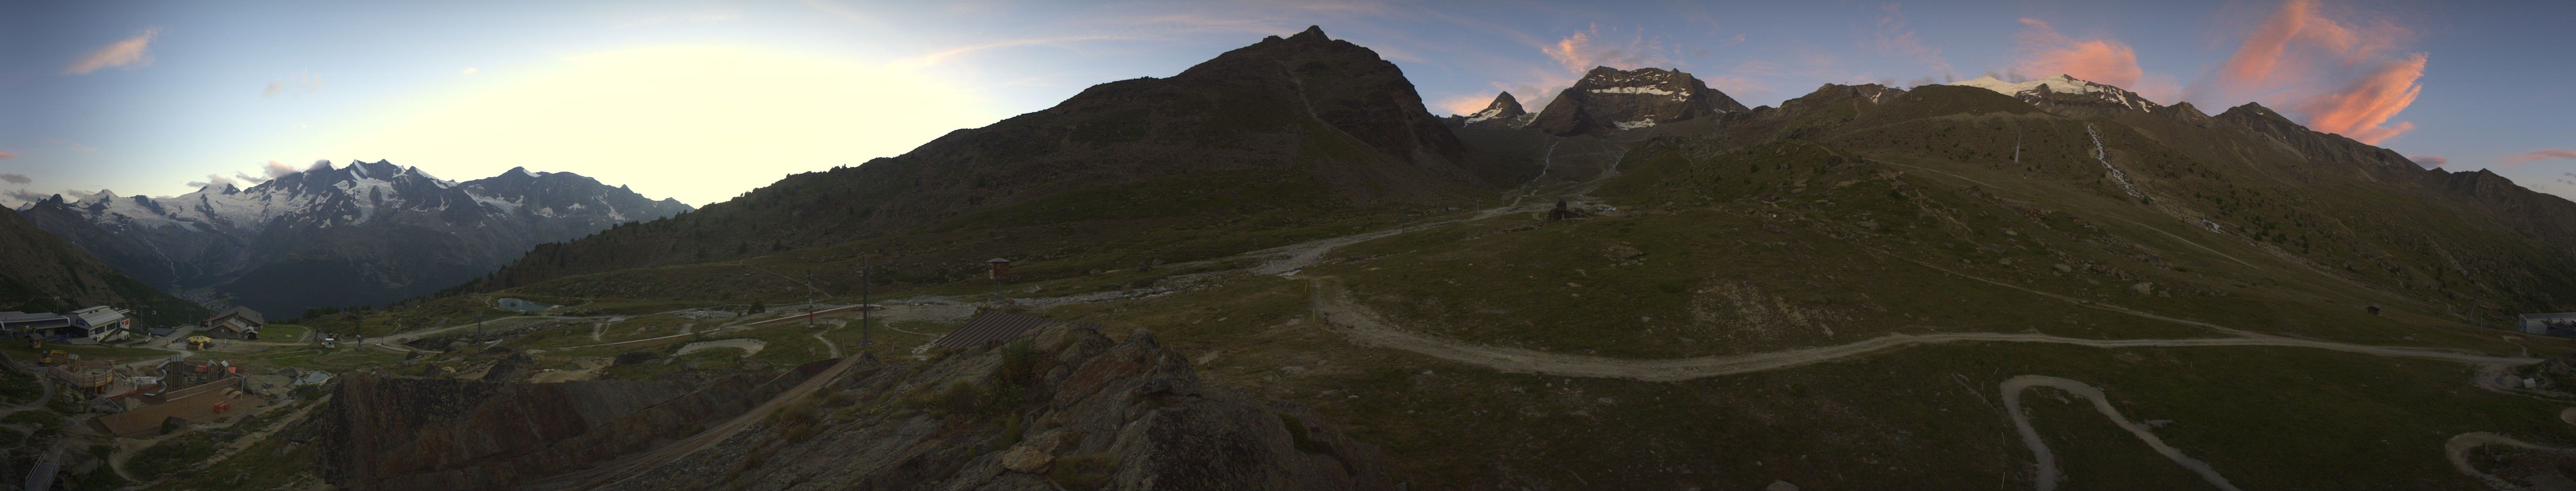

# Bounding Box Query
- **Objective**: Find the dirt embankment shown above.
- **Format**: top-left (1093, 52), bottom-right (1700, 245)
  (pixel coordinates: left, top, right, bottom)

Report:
top-left (589, 325), bottom-right (1396, 491)
top-left (316, 361), bottom-right (832, 491)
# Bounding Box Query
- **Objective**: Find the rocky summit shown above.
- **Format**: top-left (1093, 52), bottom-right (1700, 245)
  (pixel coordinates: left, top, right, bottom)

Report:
top-left (1445, 91), bottom-right (1535, 130)
top-left (1527, 66), bottom-right (1750, 136)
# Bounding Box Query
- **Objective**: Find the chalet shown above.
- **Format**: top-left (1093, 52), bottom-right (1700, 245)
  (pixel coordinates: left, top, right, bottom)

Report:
top-left (2520, 312), bottom-right (2576, 336)
top-left (69, 306), bottom-right (137, 343)
top-left (933, 310), bottom-right (1104, 350)
top-left (2, 307), bottom-right (135, 342)
top-left (205, 306), bottom-right (264, 339)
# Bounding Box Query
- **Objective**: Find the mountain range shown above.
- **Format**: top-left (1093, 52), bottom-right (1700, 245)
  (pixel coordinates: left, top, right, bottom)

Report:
top-left (18, 160), bottom-right (691, 318)
top-left (0, 205), bottom-right (207, 327)
top-left (89, 25), bottom-right (2576, 490)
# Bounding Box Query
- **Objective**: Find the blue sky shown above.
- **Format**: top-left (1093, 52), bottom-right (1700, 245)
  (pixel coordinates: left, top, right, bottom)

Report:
top-left (3, 0), bottom-right (2573, 207)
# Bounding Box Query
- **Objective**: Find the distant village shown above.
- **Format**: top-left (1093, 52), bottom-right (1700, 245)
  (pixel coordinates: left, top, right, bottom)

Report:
top-left (0, 304), bottom-right (328, 489)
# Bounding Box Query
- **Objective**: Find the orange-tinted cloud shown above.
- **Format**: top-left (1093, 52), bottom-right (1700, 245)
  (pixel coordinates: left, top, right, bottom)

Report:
top-left (2013, 18), bottom-right (2141, 90)
top-left (0, 151), bottom-right (14, 159)
top-left (2199, 0), bottom-right (2422, 143)
top-left (2288, 53), bottom-right (2423, 145)
top-left (1541, 25), bottom-right (1667, 74)
top-left (63, 27), bottom-right (161, 75)
top-left (2504, 150), bottom-right (2576, 167)
top-left (2411, 155), bottom-right (2446, 169)
top-left (1434, 94), bottom-right (1490, 116)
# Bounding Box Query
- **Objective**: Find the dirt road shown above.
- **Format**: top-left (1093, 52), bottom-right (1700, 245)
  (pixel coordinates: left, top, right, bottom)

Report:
top-left (2001, 375), bottom-right (2239, 491)
top-left (1307, 279), bottom-right (2532, 383)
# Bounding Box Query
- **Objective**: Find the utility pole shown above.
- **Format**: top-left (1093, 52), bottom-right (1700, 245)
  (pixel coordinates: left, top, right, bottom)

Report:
top-left (987, 258), bottom-right (1012, 304)
top-left (859, 259), bottom-right (874, 347)
top-left (805, 271), bottom-right (816, 329)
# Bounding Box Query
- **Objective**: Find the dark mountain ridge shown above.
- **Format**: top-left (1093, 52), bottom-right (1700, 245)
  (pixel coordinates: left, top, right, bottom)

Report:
top-left (463, 26), bottom-right (1518, 292)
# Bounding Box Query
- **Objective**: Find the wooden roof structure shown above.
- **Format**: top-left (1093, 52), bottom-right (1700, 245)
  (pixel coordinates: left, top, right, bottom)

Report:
top-left (208, 306), bottom-right (265, 327)
top-left (933, 310), bottom-right (1103, 350)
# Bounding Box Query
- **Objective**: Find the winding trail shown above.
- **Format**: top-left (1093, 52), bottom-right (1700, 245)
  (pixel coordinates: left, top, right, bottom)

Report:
top-left (674, 339), bottom-right (766, 357)
top-left (1308, 278), bottom-right (2531, 383)
top-left (2447, 433), bottom-right (2576, 491)
top-left (2001, 375), bottom-right (2239, 491)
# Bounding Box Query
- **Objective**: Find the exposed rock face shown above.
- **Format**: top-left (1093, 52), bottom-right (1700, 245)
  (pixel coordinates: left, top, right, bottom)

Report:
top-left (2212, 102), bottom-right (2419, 174)
top-left (1529, 67), bottom-right (1749, 136)
top-left (318, 362), bottom-right (833, 491)
top-left (591, 326), bottom-right (1394, 491)
top-left (18, 161), bottom-right (691, 318)
top-left (1447, 91), bottom-right (1535, 129)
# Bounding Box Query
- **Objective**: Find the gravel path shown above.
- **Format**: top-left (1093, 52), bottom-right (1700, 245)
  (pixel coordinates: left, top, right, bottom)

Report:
top-left (675, 339), bottom-right (765, 357)
top-left (1308, 278), bottom-right (2532, 383)
top-left (2001, 375), bottom-right (2239, 491)
top-left (2446, 432), bottom-right (2576, 491)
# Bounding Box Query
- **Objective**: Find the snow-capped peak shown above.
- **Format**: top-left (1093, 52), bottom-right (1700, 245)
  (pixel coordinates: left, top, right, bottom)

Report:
top-left (1946, 74), bottom-right (2160, 111)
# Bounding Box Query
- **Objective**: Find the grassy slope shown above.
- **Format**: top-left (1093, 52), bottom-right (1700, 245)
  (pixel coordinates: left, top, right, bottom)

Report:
top-left (187, 84), bottom-right (2576, 489)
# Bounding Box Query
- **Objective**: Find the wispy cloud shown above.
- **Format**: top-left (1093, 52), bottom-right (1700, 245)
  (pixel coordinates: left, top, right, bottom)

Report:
top-left (0, 151), bottom-right (14, 159)
top-left (2193, 0), bottom-right (2423, 144)
top-left (461, 67), bottom-right (479, 75)
top-left (263, 71), bottom-right (325, 98)
top-left (184, 174), bottom-right (240, 189)
top-left (262, 160), bottom-right (300, 179)
top-left (2503, 150), bottom-right (2576, 167)
top-left (1864, 5), bottom-right (1950, 73)
top-left (2411, 155), bottom-right (2446, 169)
top-left (64, 26), bottom-right (162, 75)
top-left (2288, 53), bottom-right (2423, 145)
top-left (1542, 25), bottom-right (1670, 73)
top-left (0, 174), bottom-right (28, 185)
top-left (900, 35), bottom-right (1149, 66)
top-left (2012, 18), bottom-right (2139, 89)
top-left (2, 188), bottom-right (45, 204)
top-left (1434, 94), bottom-right (1493, 116)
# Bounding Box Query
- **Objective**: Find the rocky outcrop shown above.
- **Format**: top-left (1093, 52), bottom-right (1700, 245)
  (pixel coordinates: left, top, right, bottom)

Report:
top-left (319, 361), bottom-right (834, 491)
top-left (2212, 102), bottom-right (2420, 174)
top-left (591, 326), bottom-right (1394, 491)
top-left (1529, 67), bottom-right (1748, 136)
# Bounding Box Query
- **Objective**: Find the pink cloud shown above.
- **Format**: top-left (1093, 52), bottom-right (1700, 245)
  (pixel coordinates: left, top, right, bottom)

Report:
top-left (63, 27), bottom-right (162, 75)
top-left (1867, 5), bottom-right (1950, 72)
top-left (2288, 53), bottom-right (2424, 145)
top-left (2411, 155), bottom-right (2446, 169)
top-left (0, 151), bottom-right (14, 159)
top-left (1434, 94), bottom-right (1490, 116)
top-left (2503, 150), bottom-right (2576, 167)
top-left (2013, 18), bottom-right (2141, 89)
top-left (2196, 0), bottom-right (2423, 143)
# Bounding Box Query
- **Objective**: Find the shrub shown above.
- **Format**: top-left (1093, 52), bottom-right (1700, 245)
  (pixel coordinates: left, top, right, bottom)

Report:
top-left (1047, 453), bottom-right (1119, 491)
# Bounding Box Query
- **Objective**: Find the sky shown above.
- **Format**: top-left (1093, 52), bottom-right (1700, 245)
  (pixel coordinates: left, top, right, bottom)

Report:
top-left (4, 0), bottom-right (2574, 208)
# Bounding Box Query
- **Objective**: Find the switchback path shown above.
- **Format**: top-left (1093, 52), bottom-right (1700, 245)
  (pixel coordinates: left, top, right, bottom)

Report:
top-left (2447, 432), bottom-right (2576, 491)
top-left (2002, 375), bottom-right (2239, 491)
